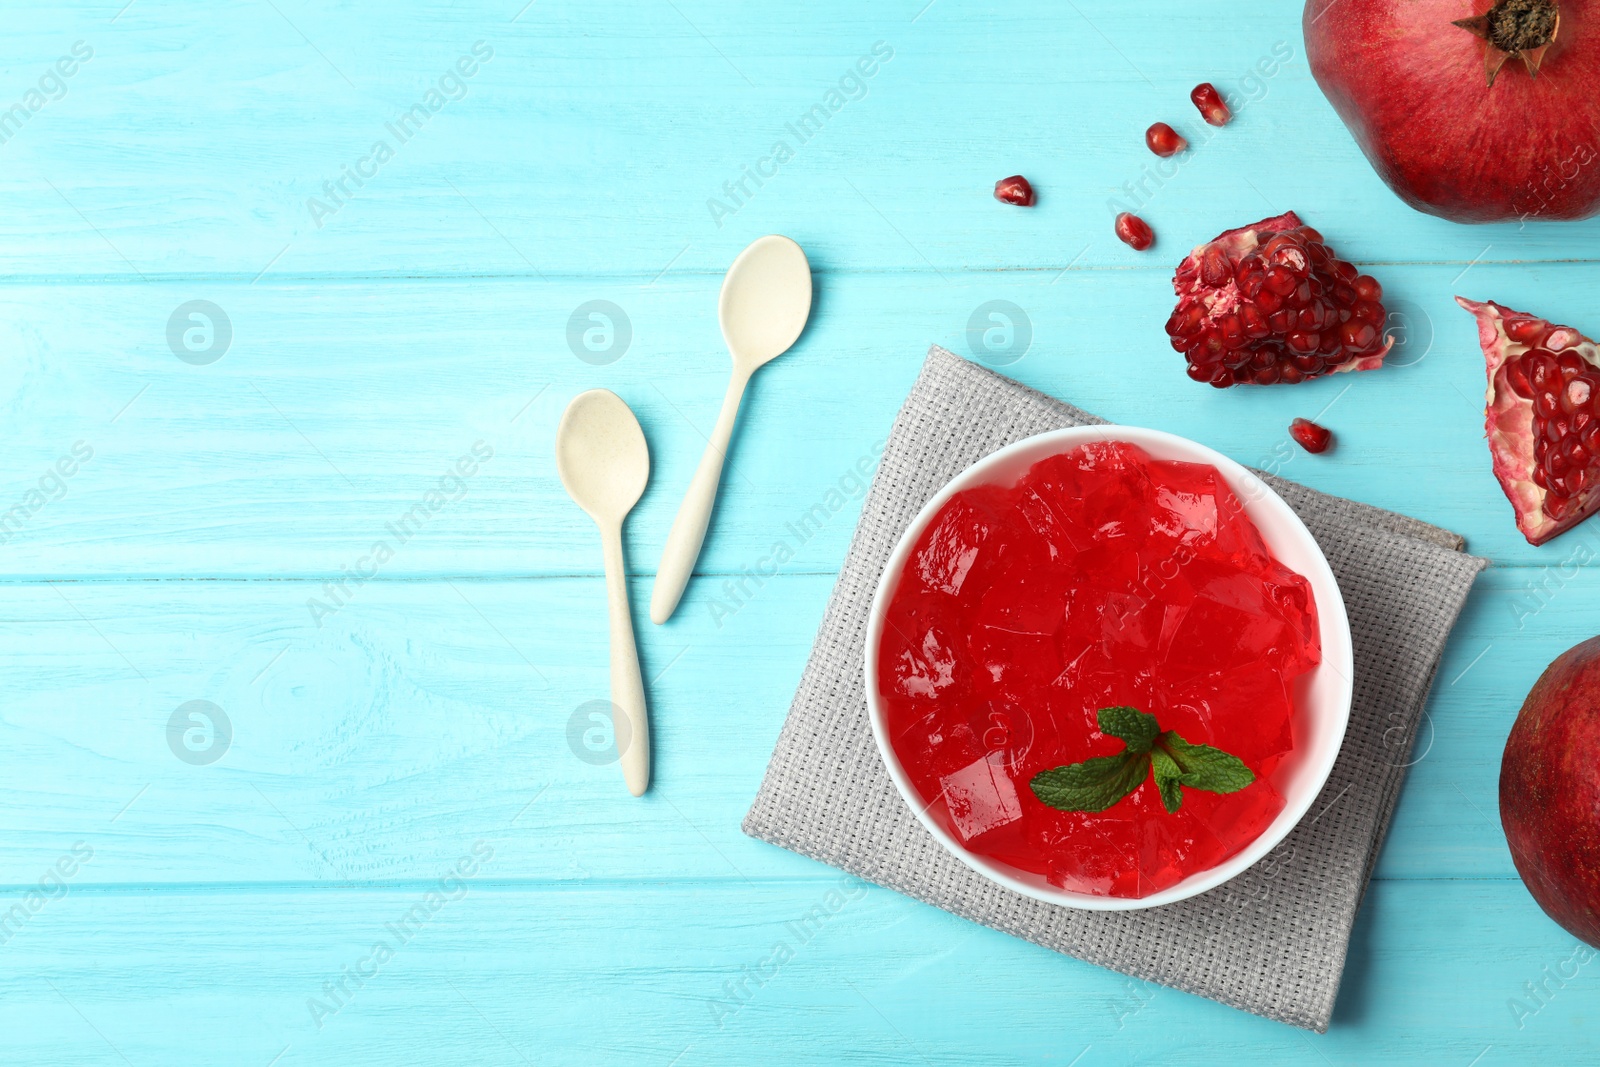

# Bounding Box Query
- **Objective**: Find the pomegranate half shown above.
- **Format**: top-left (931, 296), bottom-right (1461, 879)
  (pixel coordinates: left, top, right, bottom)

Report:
top-left (1459, 296), bottom-right (1600, 544)
top-left (1305, 0), bottom-right (1600, 222)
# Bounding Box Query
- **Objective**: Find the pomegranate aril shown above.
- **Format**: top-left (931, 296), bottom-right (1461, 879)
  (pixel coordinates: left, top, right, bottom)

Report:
top-left (1286, 331), bottom-right (1319, 355)
top-left (1146, 122), bottom-right (1188, 157)
top-left (1241, 304), bottom-right (1270, 339)
top-left (1354, 275), bottom-right (1383, 302)
top-left (1354, 301), bottom-right (1386, 326)
top-left (1568, 379), bottom-right (1594, 411)
top-left (1547, 327), bottom-right (1582, 351)
top-left (1537, 391), bottom-right (1561, 419)
top-left (1506, 359), bottom-right (1534, 398)
top-left (1269, 245), bottom-right (1310, 277)
top-left (1290, 418), bottom-right (1333, 453)
top-left (1191, 82), bottom-right (1231, 126)
top-left (1340, 320), bottom-right (1379, 351)
top-left (1504, 317), bottom-right (1547, 344)
top-left (1265, 267), bottom-right (1297, 296)
top-left (1200, 246), bottom-right (1232, 285)
top-left (1115, 212), bottom-right (1155, 251)
top-left (993, 175), bottom-right (1035, 206)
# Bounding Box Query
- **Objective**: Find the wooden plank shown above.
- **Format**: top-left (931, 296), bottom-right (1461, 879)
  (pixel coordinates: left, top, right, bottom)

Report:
top-left (0, 566), bottom-right (1579, 886)
top-left (0, 878), bottom-right (1589, 1065)
top-left (0, 263), bottom-right (1590, 578)
top-left (2, 0), bottom-right (1595, 278)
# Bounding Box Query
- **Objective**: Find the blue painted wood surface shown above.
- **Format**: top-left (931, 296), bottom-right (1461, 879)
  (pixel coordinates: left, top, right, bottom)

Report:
top-left (3, 1), bottom-right (1598, 1063)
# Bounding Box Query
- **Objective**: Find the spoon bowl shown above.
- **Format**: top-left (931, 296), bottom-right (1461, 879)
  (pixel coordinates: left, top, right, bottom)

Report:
top-left (556, 389), bottom-right (650, 522)
top-left (719, 235), bottom-right (814, 373)
top-left (557, 389), bottom-right (652, 796)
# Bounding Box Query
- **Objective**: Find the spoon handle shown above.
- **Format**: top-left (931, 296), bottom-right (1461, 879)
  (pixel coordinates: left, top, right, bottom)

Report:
top-left (602, 524), bottom-right (650, 796)
top-left (650, 372), bottom-right (748, 624)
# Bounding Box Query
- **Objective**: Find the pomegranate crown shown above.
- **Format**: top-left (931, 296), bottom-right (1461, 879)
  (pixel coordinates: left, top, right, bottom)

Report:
top-left (1453, 0), bottom-right (1562, 87)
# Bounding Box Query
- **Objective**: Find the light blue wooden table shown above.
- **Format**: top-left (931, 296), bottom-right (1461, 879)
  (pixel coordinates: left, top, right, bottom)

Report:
top-left (4, 1), bottom-right (1598, 1063)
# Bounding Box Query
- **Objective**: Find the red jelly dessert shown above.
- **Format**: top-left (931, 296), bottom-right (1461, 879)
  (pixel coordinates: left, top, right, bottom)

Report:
top-left (878, 441), bottom-right (1321, 897)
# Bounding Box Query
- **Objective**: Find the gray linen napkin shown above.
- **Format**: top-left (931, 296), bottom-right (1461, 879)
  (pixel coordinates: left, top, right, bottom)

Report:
top-left (742, 345), bottom-right (1487, 1031)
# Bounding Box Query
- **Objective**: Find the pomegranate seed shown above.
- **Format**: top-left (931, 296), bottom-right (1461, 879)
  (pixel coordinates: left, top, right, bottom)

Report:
top-left (1191, 82), bottom-right (1231, 126)
top-left (993, 175), bottom-right (1035, 206)
top-left (1115, 212), bottom-right (1155, 251)
top-left (1354, 275), bottom-right (1383, 302)
top-left (1547, 327), bottom-right (1582, 350)
top-left (1504, 316), bottom-right (1546, 344)
top-left (1145, 122), bottom-right (1188, 157)
top-left (1290, 418), bottom-right (1333, 453)
top-left (1289, 418), bottom-right (1332, 453)
top-left (1505, 359), bottom-right (1534, 398)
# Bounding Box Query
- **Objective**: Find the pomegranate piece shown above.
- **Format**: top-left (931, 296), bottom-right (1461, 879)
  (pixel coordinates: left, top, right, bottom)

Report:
top-left (1145, 121), bottom-right (1188, 157)
top-left (1166, 211), bottom-right (1393, 387)
top-left (1458, 297), bottom-right (1600, 545)
top-left (1115, 212), bottom-right (1155, 251)
top-left (993, 175), bottom-right (1035, 206)
top-left (1191, 82), bottom-right (1231, 126)
top-left (878, 441), bottom-right (1319, 898)
top-left (1289, 418), bottom-right (1333, 453)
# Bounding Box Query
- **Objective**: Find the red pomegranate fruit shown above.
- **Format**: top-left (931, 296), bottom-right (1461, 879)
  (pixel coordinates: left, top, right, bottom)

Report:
top-left (1165, 211), bottom-right (1392, 387)
top-left (1458, 297), bottom-right (1600, 544)
top-left (1305, 0), bottom-right (1600, 222)
top-left (1501, 636), bottom-right (1600, 947)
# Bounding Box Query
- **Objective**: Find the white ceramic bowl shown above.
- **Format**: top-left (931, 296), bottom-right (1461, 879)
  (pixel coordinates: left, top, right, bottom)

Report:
top-left (863, 425), bottom-right (1354, 911)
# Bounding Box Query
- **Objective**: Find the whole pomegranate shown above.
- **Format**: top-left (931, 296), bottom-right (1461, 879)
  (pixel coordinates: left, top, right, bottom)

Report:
top-left (1305, 0), bottom-right (1600, 222)
top-left (1501, 636), bottom-right (1600, 947)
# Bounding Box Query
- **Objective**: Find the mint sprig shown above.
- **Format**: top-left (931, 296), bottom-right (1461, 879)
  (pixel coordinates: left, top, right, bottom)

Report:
top-left (1028, 707), bottom-right (1256, 815)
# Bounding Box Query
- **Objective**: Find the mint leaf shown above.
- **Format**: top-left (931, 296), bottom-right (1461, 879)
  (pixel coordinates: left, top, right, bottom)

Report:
top-left (1028, 708), bottom-right (1258, 816)
top-left (1030, 752), bottom-right (1148, 813)
top-left (1097, 706), bottom-right (1159, 754)
top-left (1159, 731), bottom-right (1256, 795)
top-left (1149, 746), bottom-right (1185, 813)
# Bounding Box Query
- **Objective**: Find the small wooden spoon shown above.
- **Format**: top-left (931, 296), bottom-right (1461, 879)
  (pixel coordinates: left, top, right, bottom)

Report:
top-left (556, 389), bottom-right (651, 796)
top-left (650, 235), bottom-right (813, 624)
